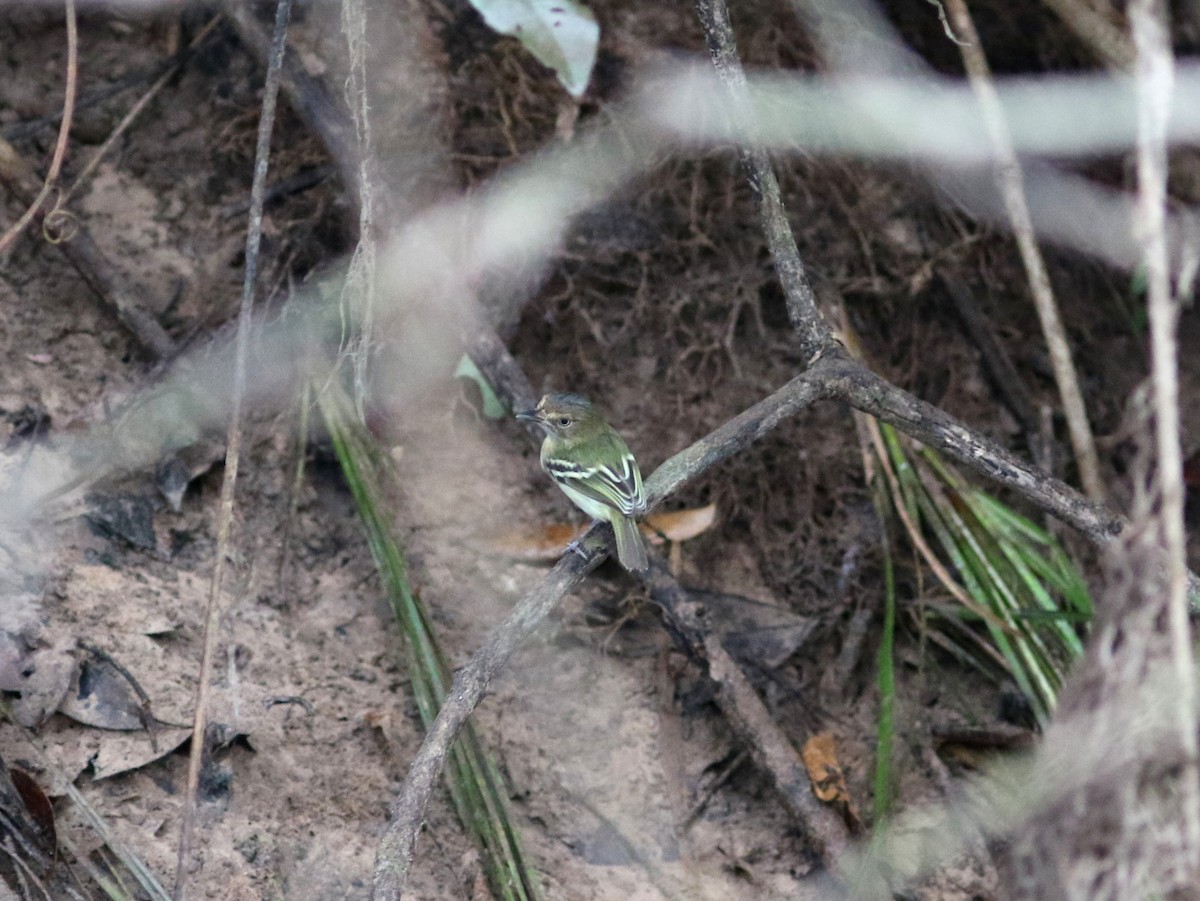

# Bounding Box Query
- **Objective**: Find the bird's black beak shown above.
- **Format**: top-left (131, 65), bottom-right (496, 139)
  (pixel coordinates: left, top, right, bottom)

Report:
top-left (516, 409), bottom-right (541, 423)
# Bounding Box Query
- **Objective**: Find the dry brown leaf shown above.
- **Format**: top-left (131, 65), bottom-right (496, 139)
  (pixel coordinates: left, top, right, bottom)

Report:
top-left (801, 733), bottom-right (845, 804)
top-left (0, 639), bottom-right (76, 728)
top-left (484, 504), bottom-right (717, 561)
top-left (693, 589), bottom-right (816, 669)
top-left (89, 727), bottom-right (191, 780)
top-left (483, 522), bottom-right (588, 561)
top-left (59, 655), bottom-right (151, 732)
top-left (801, 732), bottom-right (863, 834)
top-left (643, 503), bottom-right (717, 543)
top-left (9, 768), bottom-right (56, 864)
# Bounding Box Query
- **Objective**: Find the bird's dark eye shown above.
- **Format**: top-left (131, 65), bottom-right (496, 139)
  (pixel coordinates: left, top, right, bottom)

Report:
top-left (557, 416), bottom-right (571, 427)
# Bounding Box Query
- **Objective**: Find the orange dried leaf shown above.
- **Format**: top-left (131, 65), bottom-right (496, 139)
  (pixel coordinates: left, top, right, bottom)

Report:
top-left (801, 733), bottom-right (846, 804)
top-left (801, 732), bottom-right (862, 833)
top-left (483, 522), bottom-right (589, 561)
top-left (642, 504), bottom-right (716, 544)
top-left (485, 504), bottom-right (717, 561)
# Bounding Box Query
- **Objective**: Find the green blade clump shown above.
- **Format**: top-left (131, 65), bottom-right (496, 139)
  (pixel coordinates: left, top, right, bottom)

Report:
top-left (875, 422), bottom-right (1091, 722)
top-left (319, 386), bottom-right (542, 901)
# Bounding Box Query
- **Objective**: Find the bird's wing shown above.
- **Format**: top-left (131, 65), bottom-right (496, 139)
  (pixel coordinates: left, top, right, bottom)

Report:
top-left (544, 440), bottom-right (645, 516)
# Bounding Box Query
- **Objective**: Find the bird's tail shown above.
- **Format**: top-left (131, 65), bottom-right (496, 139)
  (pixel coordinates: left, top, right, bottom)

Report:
top-left (612, 515), bottom-right (648, 572)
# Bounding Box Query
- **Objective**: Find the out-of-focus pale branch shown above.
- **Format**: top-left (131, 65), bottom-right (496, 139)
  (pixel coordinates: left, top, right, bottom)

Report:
top-left (1129, 0), bottom-right (1200, 867)
top-left (647, 63), bottom-right (1200, 161)
top-left (648, 64), bottom-right (1200, 272)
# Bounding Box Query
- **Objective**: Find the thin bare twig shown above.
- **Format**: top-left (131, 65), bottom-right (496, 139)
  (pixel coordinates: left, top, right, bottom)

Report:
top-left (372, 548), bottom-right (604, 899)
top-left (1040, 0), bottom-right (1135, 70)
top-left (641, 559), bottom-right (853, 866)
top-left (944, 0), bottom-right (1107, 503)
top-left (53, 15), bottom-right (224, 215)
top-left (1129, 0), bottom-right (1200, 866)
top-left (0, 8), bottom-right (194, 361)
top-left (219, 163), bottom-right (334, 218)
top-left (820, 352), bottom-right (1120, 544)
top-left (221, 0), bottom-right (358, 193)
top-left (0, 0), bottom-right (77, 255)
top-left (338, 0), bottom-right (378, 416)
top-left (464, 321), bottom-right (539, 417)
top-left (693, 0), bottom-right (832, 364)
top-left (941, 272), bottom-right (1042, 440)
top-left (0, 137), bottom-right (177, 359)
top-left (77, 641), bottom-right (161, 752)
top-left (682, 749), bottom-right (749, 828)
top-left (173, 0), bottom-right (294, 896)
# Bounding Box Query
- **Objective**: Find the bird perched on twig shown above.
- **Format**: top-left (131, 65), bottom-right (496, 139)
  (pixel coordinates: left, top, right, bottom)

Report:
top-left (517, 393), bottom-right (648, 572)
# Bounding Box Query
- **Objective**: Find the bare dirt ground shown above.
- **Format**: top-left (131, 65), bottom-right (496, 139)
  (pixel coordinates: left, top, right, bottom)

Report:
top-left (2, 2), bottom-right (1199, 899)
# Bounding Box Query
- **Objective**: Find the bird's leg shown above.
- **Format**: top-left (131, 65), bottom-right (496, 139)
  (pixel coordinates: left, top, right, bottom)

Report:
top-left (565, 522), bottom-right (601, 560)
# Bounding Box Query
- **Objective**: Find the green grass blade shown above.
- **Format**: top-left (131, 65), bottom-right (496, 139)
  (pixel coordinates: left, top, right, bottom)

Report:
top-left (875, 426), bottom-right (1092, 721)
top-left (874, 533), bottom-right (896, 823)
top-left (319, 386), bottom-right (543, 901)
top-left (927, 484), bottom-right (1056, 718)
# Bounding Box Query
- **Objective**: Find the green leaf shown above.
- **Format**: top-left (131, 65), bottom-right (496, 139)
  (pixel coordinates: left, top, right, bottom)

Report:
top-left (455, 354), bottom-right (508, 419)
top-left (1130, 261), bottom-right (1149, 298)
top-left (471, 0), bottom-right (599, 97)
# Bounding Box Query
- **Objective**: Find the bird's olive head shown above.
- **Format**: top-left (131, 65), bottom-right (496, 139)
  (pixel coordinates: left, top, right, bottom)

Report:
top-left (516, 393), bottom-right (595, 438)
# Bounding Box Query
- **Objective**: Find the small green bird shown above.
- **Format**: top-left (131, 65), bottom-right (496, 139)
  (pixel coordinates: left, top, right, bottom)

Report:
top-left (517, 393), bottom-right (648, 572)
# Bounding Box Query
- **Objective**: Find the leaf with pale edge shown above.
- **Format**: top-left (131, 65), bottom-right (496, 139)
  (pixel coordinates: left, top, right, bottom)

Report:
top-left (471, 0), bottom-right (598, 97)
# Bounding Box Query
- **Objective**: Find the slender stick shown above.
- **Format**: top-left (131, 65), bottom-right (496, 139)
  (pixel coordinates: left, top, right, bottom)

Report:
top-left (0, 0), bottom-right (77, 255)
top-left (641, 559), bottom-right (853, 865)
top-left (0, 136), bottom-right (176, 359)
top-left (173, 1), bottom-right (294, 896)
top-left (1040, 0), bottom-right (1135, 70)
top-left (372, 551), bottom-right (602, 899)
top-left (943, 0), bottom-right (1106, 503)
top-left (1128, 0), bottom-right (1200, 868)
top-left (56, 16), bottom-right (224, 213)
top-left (693, 0), bottom-right (832, 363)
